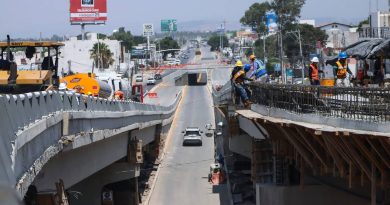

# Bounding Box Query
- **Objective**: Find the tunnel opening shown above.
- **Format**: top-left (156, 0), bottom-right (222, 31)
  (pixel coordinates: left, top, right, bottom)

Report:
top-left (175, 72), bottom-right (208, 86)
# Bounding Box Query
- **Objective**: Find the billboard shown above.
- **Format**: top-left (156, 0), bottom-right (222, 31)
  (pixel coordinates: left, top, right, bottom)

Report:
top-left (70, 0), bottom-right (107, 25)
top-left (265, 11), bottom-right (278, 34)
top-left (161, 19), bottom-right (177, 32)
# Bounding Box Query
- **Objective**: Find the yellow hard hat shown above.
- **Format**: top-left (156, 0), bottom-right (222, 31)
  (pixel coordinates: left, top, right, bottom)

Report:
top-left (87, 92), bottom-right (92, 95)
top-left (250, 54), bottom-right (256, 60)
top-left (235, 60), bottom-right (243, 67)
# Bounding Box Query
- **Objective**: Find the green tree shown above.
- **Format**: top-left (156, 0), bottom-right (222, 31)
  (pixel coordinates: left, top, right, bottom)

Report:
top-left (207, 35), bottom-right (228, 51)
top-left (133, 36), bottom-right (147, 46)
top-left (90, 42), bottom-right (114, 69)
top-left (158, 37), bottom-right (180, 60)
top-left (357, 17), bottom-right (369, 30)
top-left (240, 2), bottom-right (271, 34)
top-left (241, 0), bottom-right (305, 34)
top-left (110, 27), bottom-right (133, 52)
top-left (253, 35), bottom-right (279, 61)
top-left (283, 24), bottom-right (327, 63)
top-left (272, 0), bottom-right (305, 30)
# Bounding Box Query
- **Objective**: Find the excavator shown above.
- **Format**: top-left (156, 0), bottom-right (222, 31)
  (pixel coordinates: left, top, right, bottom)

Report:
top-left (0, 35), bottom-right (64, 93)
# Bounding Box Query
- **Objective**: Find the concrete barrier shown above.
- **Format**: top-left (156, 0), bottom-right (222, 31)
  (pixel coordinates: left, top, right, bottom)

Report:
top-left (0, 91), bottom-right (182, 197)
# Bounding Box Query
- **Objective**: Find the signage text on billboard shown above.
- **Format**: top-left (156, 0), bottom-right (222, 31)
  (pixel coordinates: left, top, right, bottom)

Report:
top-left (265, 11), bottom-right (278, 34)
top-left (161, 19), bottom-right (177, 32)
top-left (70, 0), bottom-right (107, 25)
top-left (143, 24), bottom-right (154, 36)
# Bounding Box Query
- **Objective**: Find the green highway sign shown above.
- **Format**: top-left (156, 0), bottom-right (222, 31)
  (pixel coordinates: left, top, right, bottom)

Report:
top-left (161, 19), bottom-right (177, 32)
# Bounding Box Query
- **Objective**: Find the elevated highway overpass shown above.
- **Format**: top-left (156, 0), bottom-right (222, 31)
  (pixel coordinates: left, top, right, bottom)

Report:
top-left (213, 82), bottom-right (390, 205)
top-left (0, 88), bottom-right (181, 202)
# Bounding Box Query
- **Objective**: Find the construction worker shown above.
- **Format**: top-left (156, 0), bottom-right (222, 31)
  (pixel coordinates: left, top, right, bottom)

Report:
top-left (308, 57), bottom-right (322, 85)
top-left (232, 62), bottom-right (253, 108)
top-left (231, 60), bottom-right (244, 104)
top-left (334, 52), bottom-right (353, 87)
top-left (114, 90), bottom-right (124, 100)
top-left (249, 55), bottom-right (267, 83)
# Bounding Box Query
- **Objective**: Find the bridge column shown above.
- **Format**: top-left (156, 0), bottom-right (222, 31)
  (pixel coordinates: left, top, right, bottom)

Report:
top-left (68, 162), bottom-right (140, 205)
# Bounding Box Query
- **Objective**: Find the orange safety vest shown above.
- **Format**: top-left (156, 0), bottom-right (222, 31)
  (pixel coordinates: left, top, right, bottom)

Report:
top-left (310, 63), bottom-right (319, 80)
top-left (336, 61), bottom-right (348, 78)
top-left (233, 70), bottom-right (245, 82)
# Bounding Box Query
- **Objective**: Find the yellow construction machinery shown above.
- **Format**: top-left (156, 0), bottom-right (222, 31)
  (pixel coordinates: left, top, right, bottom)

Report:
top-left (0, 35), bottom-right (64, 93)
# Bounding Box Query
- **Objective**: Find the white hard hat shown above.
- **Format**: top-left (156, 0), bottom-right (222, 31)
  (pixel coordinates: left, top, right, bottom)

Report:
top-left (311, 57), bottom-right (319, 63)
top-left (59, 83), bottom-right (67, 91)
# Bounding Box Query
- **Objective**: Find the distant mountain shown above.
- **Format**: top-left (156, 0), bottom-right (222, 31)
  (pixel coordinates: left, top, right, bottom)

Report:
top-left (176, 20), bottom-right (242, 32)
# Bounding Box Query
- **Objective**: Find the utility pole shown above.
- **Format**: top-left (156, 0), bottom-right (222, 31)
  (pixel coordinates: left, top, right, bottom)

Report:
top-left (263, 34), bottom-right (266, 64)
top-left (298, 29), bottom-right (304, 84)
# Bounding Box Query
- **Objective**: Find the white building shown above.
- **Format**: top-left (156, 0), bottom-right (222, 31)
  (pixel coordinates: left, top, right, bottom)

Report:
top-left (59, 33), bottom-right (123, 74)
top-left (299, 19), bottom-right (316, 27)
top-left (371, 11), bottom-right (390, 28)
top-left (317, 22), bottom-right (359, 51)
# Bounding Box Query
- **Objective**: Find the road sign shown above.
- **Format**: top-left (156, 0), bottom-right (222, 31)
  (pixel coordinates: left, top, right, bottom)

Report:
top-left (131, 49), bottom-right (146, 57)
top-left (148, 92), bottom-right (158, 98)
top-left (161, 19), bottom-right (177, 32)
top-left (70, 0), bottom-right (107, 25)
top-left (143, 24), bottom-right (154, 36)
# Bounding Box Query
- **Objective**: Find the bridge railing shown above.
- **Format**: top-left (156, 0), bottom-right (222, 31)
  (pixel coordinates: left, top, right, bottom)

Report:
top-left (249, 83), bottom-right (390, 123)
top-left (0, 91), bottom-right (176, 136)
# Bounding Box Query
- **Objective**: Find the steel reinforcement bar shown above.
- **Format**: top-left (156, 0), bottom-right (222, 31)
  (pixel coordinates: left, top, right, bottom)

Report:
top-left (249, 83), bottom-right (390, 123)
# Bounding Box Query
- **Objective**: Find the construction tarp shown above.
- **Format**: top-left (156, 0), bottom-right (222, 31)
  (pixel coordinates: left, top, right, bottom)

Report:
top-left (367, 39), bottom-right (390, 58)
top-left (344, 39), bottom-right (384, 59)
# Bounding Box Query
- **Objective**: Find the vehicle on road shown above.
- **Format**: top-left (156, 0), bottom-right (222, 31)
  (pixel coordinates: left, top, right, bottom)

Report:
top-left (182, 127), bottom-right (203, 146)
top-left (147, 77), bottom-right (156, 85)
top-left (135, 75), bottom-right (143, 83)
top-left (154, 73), bottom-right (162, 80)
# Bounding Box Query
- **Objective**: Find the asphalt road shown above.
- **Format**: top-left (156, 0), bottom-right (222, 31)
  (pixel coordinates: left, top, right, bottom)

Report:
top-left (148, 48), bottom-right (230, 205)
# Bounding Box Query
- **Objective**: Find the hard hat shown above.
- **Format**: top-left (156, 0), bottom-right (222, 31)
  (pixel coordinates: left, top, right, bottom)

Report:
top-left (58, 83), bottom-right (67, 91)
top-left (249, 54), bottom-right (256, 60)
top-left (235, 60), bottom-right (243, 67)
top-left (311, 57), bottom-right (319, 63)
top-left (339, 52), bottom-right (348, 59)
top-left (244, 64), bottom-right (251, 72)
top-left (87, 92), bottom-right (92, 96)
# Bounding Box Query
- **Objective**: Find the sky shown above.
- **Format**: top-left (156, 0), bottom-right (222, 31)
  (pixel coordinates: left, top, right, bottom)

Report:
top-left (0, 0), bottom-right (388, 38)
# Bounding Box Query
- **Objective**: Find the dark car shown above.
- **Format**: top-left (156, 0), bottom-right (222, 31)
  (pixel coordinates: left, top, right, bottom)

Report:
top-left (154, 73), bottom-right (162, 80)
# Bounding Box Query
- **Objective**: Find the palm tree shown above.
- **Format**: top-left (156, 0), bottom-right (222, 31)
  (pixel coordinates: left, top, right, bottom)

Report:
top-left (90, 42), bottom-right (115, 69)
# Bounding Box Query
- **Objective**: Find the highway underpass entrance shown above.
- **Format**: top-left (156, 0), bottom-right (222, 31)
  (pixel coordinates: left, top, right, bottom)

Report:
top-left (175, 71), bottom-right (208, 86)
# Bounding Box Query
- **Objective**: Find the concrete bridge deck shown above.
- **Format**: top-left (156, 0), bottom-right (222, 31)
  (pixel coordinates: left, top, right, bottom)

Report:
top-left (0, 90), bottom-right (181, 197)
top-left (213, 82), bottom-right (390, 205)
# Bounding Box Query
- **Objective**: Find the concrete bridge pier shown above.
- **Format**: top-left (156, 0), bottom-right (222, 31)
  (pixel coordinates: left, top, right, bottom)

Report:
top-left (68, 161), bottom-right (140, 205)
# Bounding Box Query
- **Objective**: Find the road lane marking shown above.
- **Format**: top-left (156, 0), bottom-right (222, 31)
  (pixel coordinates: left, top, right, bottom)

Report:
top-left (144, 86), bottom-right (187, 205)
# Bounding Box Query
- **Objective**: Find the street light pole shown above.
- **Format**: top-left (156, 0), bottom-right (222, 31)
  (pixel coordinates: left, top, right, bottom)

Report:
top-left (298, 29), bottom-right (304, 84)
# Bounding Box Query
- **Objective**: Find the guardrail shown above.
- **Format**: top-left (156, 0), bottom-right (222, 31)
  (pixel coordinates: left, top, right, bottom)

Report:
top-left (249, 83), bottom-right (390, 123)
top-left (359, 27), bottom-right (390, 39)
top-left (0, 91), bottom-right (177, 135)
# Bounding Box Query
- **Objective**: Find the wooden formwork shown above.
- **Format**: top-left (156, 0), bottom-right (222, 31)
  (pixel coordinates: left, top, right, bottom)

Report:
top-left (255, 119), bottom-right (390, 204)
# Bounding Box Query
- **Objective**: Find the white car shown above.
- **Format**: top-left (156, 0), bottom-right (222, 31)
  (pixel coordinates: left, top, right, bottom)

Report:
top-left (182, 127), bottom-right (203, 146)
top-left (147, 77), bottom-right (156, 85)
top-left (175, 59), bottom-right (181, 65)
top-left (135, 76), bottom-right (143, 83)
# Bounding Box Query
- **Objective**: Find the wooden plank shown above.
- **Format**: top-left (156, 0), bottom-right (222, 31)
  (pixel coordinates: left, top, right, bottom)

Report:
top-left (294, 127), bottom-right (328, 170)
top-left (353, 137), bottom-right (386, 172)
top-left (322, 136), bottom-right (346, 176)
top-left (278, 126), bottom-right (315, 169)
top-left (339, 137), bottom-right (372, 181)
top-left (366, 138), bottom-right (390, 169)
